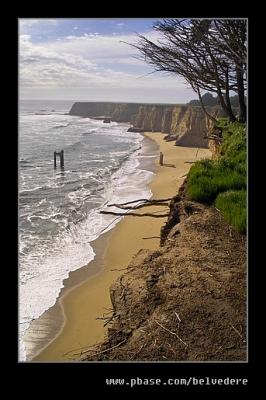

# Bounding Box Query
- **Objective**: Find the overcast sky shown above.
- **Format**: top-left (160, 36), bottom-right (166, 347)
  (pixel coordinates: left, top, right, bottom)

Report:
top-left (19, 18), bottom-right (197, 104)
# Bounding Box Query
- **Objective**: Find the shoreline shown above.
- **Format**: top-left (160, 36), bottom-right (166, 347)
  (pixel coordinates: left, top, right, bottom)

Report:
top-left (30, 132), bottom-right (211, 361)
top-left (22, 133), bottom-right (158, 361)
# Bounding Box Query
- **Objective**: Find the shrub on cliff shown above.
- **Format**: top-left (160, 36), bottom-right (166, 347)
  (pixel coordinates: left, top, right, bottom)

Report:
top-left (219, 121), bottom-right (247, 177)
top-left (187, 161), bottom-right (246, 203)
top-left (220, 122), bottom-right (246, 157)
top-left (215, 190), bottom-right (246, 234)
top-left (187, 121), bottom-right (246, 233)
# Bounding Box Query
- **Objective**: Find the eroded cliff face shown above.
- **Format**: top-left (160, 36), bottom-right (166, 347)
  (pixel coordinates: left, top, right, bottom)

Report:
top-left (69, 102), bottom-right (140, 122)
top-left (69, 102), bottom-right (222, 148)
top-left (84, 183), bottom-right (246, 362)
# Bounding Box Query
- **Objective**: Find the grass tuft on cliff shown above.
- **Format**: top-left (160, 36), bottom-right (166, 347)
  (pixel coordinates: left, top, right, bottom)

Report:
top-left (187, 120), bottom-right (246, 233)
top-left (187, 159), bottom-right (245, 203)
top-left (215, 190), bottom-right (246, 234)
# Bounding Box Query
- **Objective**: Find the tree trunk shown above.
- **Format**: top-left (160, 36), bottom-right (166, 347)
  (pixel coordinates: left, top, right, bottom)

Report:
top-left (216, 89), bottom-right (236, 123)
top-left (225, 68), bottom-right (236, 123)
top-left (208, 47), bottom-right (236, 123)
top-left (196, 87), bottom-right (218, 123)
top-left (236, 65), bottom-right (246, 123)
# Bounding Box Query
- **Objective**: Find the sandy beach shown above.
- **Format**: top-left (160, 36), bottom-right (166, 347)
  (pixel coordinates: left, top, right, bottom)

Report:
top-left (33, 132), bottom-right (211, 361)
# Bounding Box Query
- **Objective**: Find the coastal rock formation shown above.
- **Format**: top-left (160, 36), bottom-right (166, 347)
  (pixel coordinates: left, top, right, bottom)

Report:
top-left (69, 102), bottom-right (224, 148)
top-left (84, 182), bottom-right (246, 362)
top-left (127, 127), bottom-right (144, 133)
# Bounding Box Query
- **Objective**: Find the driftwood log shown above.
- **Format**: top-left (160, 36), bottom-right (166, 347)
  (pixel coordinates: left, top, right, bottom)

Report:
top-left (100, 210), bottom-right (170, 218)
top-left (107, 198), bottom-right (172, 207)
top-left (108, 200), bottom-right (171, 211)
top-left (103, 197), bottom-right (172, 217)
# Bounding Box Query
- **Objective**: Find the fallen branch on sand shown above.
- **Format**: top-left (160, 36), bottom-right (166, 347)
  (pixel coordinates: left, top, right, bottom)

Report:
top-left (107, 198), bottom-right (172, 207)
top-left (85, 198), bottom-right (171, 236)
top-left (109, 202), bottom-right (170, 210)
top-left (100, 210), bottom-right (170, 218)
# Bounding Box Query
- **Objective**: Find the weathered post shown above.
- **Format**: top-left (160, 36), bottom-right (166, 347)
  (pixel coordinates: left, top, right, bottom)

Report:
top-left (159, 152), bottom-right (164, 166)
top-left (54, 151), bottom-right (57, 168)
top-left (60, 150), bottom-right (64, 169)
top-left (54, 150), bottom-right (64, 169)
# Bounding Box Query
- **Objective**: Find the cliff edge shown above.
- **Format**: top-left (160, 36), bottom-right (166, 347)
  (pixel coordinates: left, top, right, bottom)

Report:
top-left (83, 182), bottom-right (246, 361)
top-left (69, 102), bottom-right (223, 148)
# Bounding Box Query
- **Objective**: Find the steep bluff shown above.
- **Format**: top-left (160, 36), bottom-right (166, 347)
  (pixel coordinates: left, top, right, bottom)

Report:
top-left (69, 102), bottom-right (223, 148)
top-left (84, 182), bottom-right (246, 362)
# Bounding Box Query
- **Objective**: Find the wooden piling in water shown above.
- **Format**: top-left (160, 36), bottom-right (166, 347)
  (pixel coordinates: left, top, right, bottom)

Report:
top-left (60, 150), bottom-right (64, 168)
top-left (54, 150), bottom-right (64, 169)
top-left (159, 152), bottom-right (164, 165)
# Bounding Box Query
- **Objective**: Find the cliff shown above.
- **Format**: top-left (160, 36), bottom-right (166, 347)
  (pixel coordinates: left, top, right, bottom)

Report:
top-left (84, 182), bottom-right (246, 362)
top-left (69, 102), bottom-right (223, 148)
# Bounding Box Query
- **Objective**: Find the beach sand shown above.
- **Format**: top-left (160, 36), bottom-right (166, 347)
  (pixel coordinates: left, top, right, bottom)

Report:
top-left (33, 132), bottom-right (211, 361)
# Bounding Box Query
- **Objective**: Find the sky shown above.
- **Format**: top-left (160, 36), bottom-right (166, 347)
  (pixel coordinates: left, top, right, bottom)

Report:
top-left (19, 18), bottom-right (197, 104)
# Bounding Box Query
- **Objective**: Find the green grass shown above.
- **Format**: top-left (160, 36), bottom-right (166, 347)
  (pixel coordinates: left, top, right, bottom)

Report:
top-left (220, 122), bottom-right (246, 158)
top-left (215, 190), bottom-right (246, 234)
top-left (186, 120), bottom-right (246, 233)
top-left (187, 159), bottom-right (246, 203)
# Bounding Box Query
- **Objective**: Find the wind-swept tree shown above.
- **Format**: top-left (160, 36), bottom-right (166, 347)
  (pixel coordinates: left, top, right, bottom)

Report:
top-left (210, 19), bottom-right (247, 122)
top-left (128, 18), bottom-right (247, 123)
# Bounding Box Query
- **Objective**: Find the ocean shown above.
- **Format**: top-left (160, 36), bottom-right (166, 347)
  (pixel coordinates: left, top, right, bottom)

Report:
top-left (19, 100), bottom-right (157, 361)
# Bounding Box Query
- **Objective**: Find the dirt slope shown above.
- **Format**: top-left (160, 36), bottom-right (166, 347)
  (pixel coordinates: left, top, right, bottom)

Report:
top-left (84, 186), bottom-right (246, 361)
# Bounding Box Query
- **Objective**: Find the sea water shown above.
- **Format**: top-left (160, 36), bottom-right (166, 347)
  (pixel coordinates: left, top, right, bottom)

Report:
top-left (19, 100), bottom-right (157, 361)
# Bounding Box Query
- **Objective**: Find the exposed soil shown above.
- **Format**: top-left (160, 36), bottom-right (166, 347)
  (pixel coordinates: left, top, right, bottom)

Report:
top-left (83, 182), bottom-right (246, 361)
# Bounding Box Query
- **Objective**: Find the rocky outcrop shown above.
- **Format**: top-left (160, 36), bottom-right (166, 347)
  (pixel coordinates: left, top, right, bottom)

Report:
top-left (127, 127), bottom-right (145, 133)
top-left (69, 102), bottom-right (225, 148)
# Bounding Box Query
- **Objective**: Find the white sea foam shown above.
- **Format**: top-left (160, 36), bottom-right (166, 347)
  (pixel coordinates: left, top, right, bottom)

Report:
top-left (20, 186), bottom-right (43, 193)
top-left (19, 131), bottom-right (155, 361)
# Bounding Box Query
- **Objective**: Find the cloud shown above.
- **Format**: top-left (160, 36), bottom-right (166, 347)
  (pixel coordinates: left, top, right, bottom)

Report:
top-left (19, 19), bottom-right (58, 33)
top-left (43, 30), bottom-right (160, 64)
top-left (19, 29), bottom-right (193, 101)
top-left (19, 34), bottom-right (99, 88)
